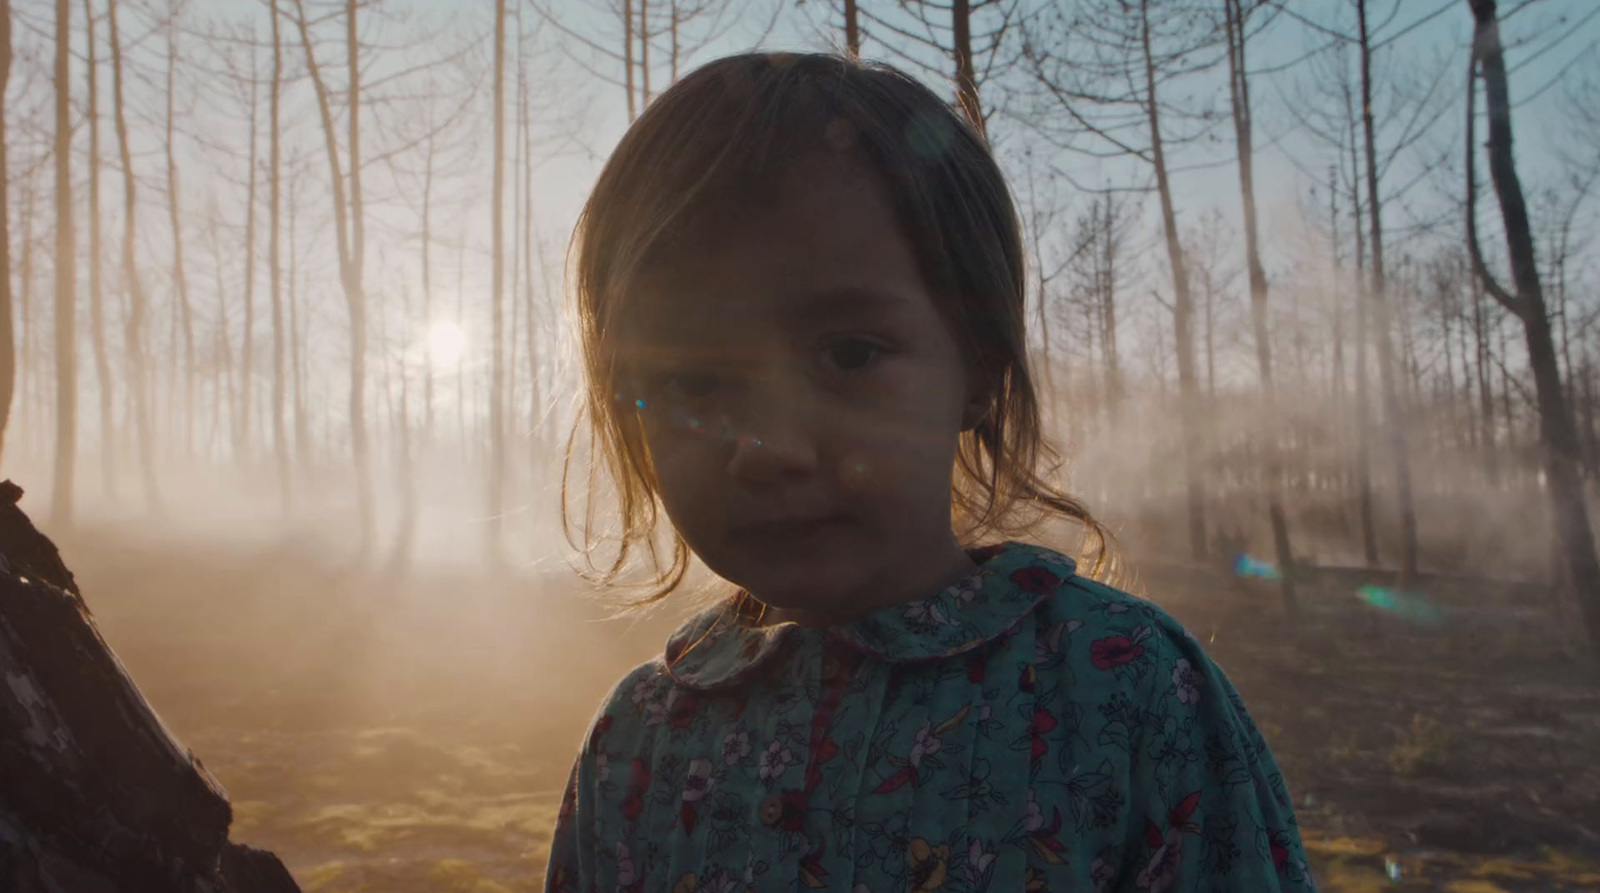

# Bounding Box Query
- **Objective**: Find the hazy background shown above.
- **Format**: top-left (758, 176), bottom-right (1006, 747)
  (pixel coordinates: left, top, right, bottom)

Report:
top-left (2, 0), bottom-right (1599, 890)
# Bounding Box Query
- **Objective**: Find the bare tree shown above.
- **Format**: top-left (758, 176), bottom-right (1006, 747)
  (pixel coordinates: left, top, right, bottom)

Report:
top-left (0, 0), bottom-right (12, 463)
top-left (294, 0), bottom-right (373, 550)
top-left (268, 0), bottom-right (288, 509)
top-left (51, 0), bottom-right (76, 524)
top-left (1356, 0), bottom-right (1419, 582)
top-left (489, 0), bottom-right (507, 562)
top-left (1225, 0), bottom-right (1300, 628)
top-left (83, 0), bottom-right (113, 493)
top-left (164, 0), bottom-right (195, 458)
top-left (1025, 0), bottom-right (1217, 559)
top-left (108, 0), bottom-right (161, 508)
top-left (1465, 0), bottom-right (1600, 655)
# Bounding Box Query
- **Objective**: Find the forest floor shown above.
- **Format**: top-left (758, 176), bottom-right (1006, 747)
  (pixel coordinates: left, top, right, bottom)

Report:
top-left (56, 521), bottom-right (1600, 893)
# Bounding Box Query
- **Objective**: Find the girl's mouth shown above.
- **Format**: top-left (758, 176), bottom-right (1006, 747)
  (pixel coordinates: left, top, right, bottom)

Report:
top-left (733, 515), bottom-right (851, 546)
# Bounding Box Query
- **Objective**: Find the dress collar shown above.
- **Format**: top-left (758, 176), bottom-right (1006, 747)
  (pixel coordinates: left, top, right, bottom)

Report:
top-left (662, 541), bottom-right (1078, 690)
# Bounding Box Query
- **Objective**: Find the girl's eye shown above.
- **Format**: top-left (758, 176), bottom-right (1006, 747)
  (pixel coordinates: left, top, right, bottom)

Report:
top-left (821, 336), bottom-right (885, 373)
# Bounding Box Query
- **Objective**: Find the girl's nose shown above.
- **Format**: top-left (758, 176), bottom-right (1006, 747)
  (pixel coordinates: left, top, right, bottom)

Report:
top-left (725, 395), bottom-right (819, 486)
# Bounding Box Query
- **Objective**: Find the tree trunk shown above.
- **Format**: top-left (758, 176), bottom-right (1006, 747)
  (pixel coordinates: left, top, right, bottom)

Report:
top-left (345, 0), bottom-right (371, 550)
top-left (1471, 269), bottom-right (1497, 479)
top-left (51, 0), bottom-right (77, 526)
top-left (83, 0), bottom-right (113, 493)
top-left (522, 69), bottom-right (540, 448)
top-left (288, 174), bottom-right (309, 478)
top-left (164, 10), bottom-right (194, 458)
top-left (268, 0), bottom-right (287, 510)
top-left (0, 481), bottom-right (302, 891)
top-left (624, 0), bottom-right (635, 121)
top-left (238, 49), bottom-right (258, 462)
top-left (294, 0), bottom-right (371, 549)
top-left (1100, 194), bottom-right (1121, 415)
top-left (1140, 0), bottom-right (1205, 560)
top-left (1226, 0), bottom-right (1299, 629)
top-left (952, 0), bottom-right (982, 137)
top-left (1358, 0), bottom-right (1419, 581)
top-left (1467, 0), bottom-right (1600, 657)
top-left (639, 0), bottom-right (651, 107)
top-left (0, 0), bottom-right (13, 464)
top-left (1348, 97), bottom-right (1378, 564)
top-left (421, 136), bottom-right (436, 445)
top-left (844, 0), bottom-right (859, 57)
top-left (488, 0), bottom-right (507, 564)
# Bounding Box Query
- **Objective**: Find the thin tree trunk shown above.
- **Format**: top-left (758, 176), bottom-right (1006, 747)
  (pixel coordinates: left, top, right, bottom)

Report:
top-left (288, 173), bottom-right (309, 477)
top-left (83, 0), bottom-right (112, 492)
top-left (1101, 194), bottom-right (1121, 414)
top-left (1140, 0), bottom-right (1205, 560)
top-left (1348, 96), bottom-right (1378, 563)
top-left (1467, 0), bottom-right (1600, 656)
top-left (1358, 0), bottom-right (1418, 581)
top-left (1226, 0), bottom-right (1299, 629)
top-left (522, 69), bottom-right (539, 448)
top-left (420, 136), bottom-right (435, 444)
top-left (0, 0), bottom-right (13, 463)
top-left (238, 47), bottom-right (258, 461)
top-left (207, 212), bottom-right (232, 458)
top-left (488, 0), bottom-right (507, 563)
top-left (294, 0), bottom-right (371, 548)
top-left (19, 184), bottom-right (33, 461)
top-left (52, 0), bottom-right (77, 524)
top-left (344, 0), bottom-right (371, 548)
top-left (844, 0), bottom-right (859, 57)
top-left (1471, 269), bottom-right (1496, 479)
top-left (269, 0), bottom-right (287, 510)
top-left (639, 0), bottom-right (650, 106)
top-left (164, 9), bottom-right (194, 458)
top-left (952, 0), bottom-right (982, 136)
top-left (624, 0), bottom-right (635, 121)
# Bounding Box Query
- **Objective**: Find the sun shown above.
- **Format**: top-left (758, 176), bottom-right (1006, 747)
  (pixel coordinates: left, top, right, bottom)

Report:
top-left (425, 320), bottom-right (468, 369)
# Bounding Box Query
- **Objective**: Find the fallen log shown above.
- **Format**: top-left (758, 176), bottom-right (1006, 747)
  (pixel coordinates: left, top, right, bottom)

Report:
top-left (0, 480), bottom-right (300, 892)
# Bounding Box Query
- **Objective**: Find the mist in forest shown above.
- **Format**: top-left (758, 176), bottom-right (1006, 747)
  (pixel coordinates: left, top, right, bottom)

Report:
top-left (1, 0), bottom-right (1598, 890)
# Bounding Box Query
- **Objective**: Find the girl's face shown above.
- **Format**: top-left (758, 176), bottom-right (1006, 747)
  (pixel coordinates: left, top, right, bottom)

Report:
top-left (622, 154), bottom-right (985, 621)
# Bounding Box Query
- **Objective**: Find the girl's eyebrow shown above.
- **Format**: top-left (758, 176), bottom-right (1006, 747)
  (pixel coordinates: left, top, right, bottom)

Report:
top-left (787, 287), bottom-right (911, 322)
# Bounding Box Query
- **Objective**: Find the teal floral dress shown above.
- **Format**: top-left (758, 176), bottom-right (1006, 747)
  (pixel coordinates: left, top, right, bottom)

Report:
top-left (544, 542), bottom-right (1314, 892)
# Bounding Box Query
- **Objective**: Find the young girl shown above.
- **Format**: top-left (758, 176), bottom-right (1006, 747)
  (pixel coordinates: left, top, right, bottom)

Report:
top-left (546, 52), bottom-right (1314, 893)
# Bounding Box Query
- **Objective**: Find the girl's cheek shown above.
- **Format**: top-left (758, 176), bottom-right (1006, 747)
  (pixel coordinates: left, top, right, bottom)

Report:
top-left (839, 453), bottom-right (875, 494)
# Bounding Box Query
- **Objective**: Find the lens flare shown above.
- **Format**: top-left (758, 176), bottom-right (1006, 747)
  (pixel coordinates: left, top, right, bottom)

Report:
top-left (1355, 585), bottom-right (1445, 626)
top-left (1232, 553), bottom-right (1281, 581)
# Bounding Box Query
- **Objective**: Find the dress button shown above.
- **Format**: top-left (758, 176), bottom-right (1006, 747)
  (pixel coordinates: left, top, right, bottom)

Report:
top-left (759, 794), bottom-right (783, 826)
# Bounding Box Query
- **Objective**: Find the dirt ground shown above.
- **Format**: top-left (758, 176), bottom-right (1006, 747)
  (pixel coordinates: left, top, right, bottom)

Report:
top-left (54, 522), bottom-right (1600, 893)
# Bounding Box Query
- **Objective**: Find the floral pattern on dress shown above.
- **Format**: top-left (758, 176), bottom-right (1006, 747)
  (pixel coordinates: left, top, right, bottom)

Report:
top-left (545, 541), bottom-right (1316, 892)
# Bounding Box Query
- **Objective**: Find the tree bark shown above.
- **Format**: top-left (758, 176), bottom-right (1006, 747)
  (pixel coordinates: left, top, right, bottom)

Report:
top-left (1225, 0), bottom-right (1299, 629)
top-left (51, 0), bottom-right (77, 526)
top-left (165, 9), bottom-right (195, 458)
top-left (294, 0), bottom-right (372, 550)
top-left (84, 0), bottom-right (115, 494)
top-left (1358, 0), bottom-right (1419, 581)
top-left (1466, 0), bottom-right (1600, 657)
top-left (0, 0), bottom-right (13, 464)
top-left (953, 0), bottom-right (982, 137)
top-left (844, 0), bottom-right (859, 57)
top-left (269, 0), bottom-right (288, 510)
top-left (488, 0), bottom-right (508, 564)
top-left (1140, 0), bottom-right (1206, 560)
top-left (0, 481), bottom-right (302, 891)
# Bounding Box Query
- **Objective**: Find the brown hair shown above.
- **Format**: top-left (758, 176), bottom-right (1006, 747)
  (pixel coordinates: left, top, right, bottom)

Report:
top-left (563, 52), bottom-right (1118, 604)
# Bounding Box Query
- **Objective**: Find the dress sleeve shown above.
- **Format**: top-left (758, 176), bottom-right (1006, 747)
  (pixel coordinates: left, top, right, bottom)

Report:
top-left (1115, 624), bottom-right (1316, 893)
top-left (542, 749), bottom-right (597, 893)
